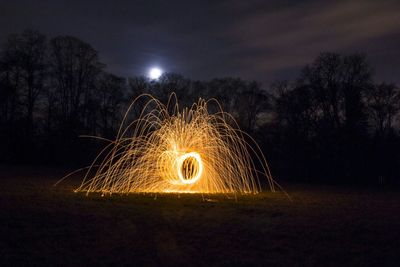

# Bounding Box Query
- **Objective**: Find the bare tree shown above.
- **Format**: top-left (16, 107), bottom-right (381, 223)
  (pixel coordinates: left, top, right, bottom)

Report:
top-left (235, 81), bottom-right (269, 132)
top-left (206, 78), bottom-right (245, 114)
top-left (129, 76), bottom-right (149, 98)
top-left (366, 83), bottom-right (400, 135)
top-left (0, 36), bottom-right (21, 125)
top-left (342, 53), bottom-right (373, 133)
top-left (156, 73), bottom-right (191, 105)
top-left (97, 72), bottom-right (126, 137)
top-left (49, 35), bottom-right (103, 130)
top-left (299, 52), bottom-right (373, 132)
top-left (0, 30), bottom-right (47, 133)
top-left (299, 52), bottom-right (344, 129)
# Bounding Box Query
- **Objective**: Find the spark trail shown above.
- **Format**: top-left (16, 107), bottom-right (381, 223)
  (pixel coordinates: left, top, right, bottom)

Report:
top-left (76, 93), bottom-right (275, 195)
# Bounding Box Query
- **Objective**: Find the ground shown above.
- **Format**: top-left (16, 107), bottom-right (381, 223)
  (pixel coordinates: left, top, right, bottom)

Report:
top-left (0, 166), bottom-right (399, 266)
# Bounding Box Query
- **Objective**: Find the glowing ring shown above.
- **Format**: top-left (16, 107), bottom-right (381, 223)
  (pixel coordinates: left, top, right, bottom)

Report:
top-left (176, 152), bottom-right (203, 184)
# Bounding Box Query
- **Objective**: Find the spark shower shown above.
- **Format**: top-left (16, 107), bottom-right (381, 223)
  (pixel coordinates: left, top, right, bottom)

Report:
top-left (75, 94), bottom-right (276, 195)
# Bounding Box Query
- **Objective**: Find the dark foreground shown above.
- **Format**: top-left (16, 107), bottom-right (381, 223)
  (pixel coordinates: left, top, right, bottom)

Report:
top-left (0, 167), bottom-right (399, 266)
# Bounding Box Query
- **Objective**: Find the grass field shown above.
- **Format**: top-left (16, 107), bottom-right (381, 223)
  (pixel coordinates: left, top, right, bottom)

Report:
top-left (0, 166), bottom-right (399, 266)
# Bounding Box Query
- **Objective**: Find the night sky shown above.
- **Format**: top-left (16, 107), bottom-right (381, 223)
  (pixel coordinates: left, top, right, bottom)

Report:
top-left (1, 0), bottom-right (399, 85)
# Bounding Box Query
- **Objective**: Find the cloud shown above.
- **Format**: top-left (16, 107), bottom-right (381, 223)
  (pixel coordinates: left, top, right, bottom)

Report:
top-left (1, 0), bottom-right (399, 84)
top-left (226, 0), bottom-right (400, 82)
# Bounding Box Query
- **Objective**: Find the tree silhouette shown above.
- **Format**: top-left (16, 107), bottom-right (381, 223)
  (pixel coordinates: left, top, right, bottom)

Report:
top-left (366, 83), bottom-right (400, 136)
top-left (0, 30), bottom-right (399, 183)
top-left (97, 72), bottom-right (126, 138)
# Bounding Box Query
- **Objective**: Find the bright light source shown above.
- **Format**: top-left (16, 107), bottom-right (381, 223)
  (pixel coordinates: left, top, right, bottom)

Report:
top-left (149, 67), bottom-right (162, 80)
top-left (74, 94), bottom-right (276, 195)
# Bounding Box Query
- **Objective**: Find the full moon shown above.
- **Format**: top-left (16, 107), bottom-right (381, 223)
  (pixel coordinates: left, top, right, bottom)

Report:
top-left (149, 67), bottom-right (162, 80)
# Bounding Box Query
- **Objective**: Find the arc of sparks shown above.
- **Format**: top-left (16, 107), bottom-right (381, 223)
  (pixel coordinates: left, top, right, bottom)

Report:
top-left (75, 93), bottom-right (276, 195)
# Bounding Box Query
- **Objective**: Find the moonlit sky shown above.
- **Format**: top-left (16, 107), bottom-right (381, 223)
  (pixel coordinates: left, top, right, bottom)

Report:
top-left (1, 0), bottom-right (399, 85)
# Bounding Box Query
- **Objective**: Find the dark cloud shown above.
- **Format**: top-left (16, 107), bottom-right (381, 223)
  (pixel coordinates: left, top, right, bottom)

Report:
top-left (227, 0), bottom-right (400, 82)
top-left (0, 0), bottom-right (399, 84)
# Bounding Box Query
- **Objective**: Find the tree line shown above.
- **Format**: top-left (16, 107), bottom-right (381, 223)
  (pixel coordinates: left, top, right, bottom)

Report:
top-left (1, 29), bottom-right (399, 184)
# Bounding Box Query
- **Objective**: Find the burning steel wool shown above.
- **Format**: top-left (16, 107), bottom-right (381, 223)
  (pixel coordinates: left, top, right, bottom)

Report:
top-left (75, 94), bottom-right (276, 194)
